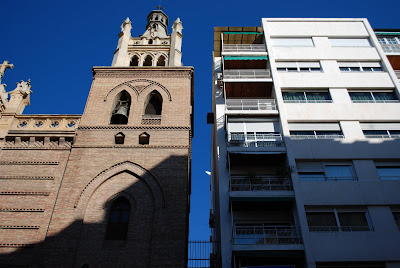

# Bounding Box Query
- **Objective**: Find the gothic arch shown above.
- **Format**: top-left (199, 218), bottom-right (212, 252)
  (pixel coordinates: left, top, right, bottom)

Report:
top-left (130, 54), bottom-right (140, 66)
top-left (74, 161), bottom-right (166, 214)
top-left (104, 79), bottom-right (172, 102)
top-left (143, 54), bottom-right (154, 66)
top-left (156, 54), bottom-right (167, 66)
top-left (104, 83), bottom-right (139, 103)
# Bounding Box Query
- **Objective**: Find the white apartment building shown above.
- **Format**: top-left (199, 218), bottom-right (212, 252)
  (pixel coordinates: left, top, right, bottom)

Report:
top-left (210, 19), bottom-right (400, 268)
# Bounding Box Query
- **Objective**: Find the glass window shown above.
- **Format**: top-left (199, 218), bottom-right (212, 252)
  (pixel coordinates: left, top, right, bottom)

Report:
top-left (374, 92), bottom-right (397, 101)
top-left (282, 92), bottom-right (306, 101)
top-left (106, 197), bottom-right (131, 240)
top-left (307, 212), bottom-right (338, 231)
top-left (349, 92), bottom-right (373, 102)
top-left (377, 167), bottom-right (400, 180)
top-left (298, 172), bottom-right (325, 181)
top-left (337, 212), bottom-right (370, 231)
top-left (392, 211), bottom-right (400, 229)
top-left (325, 165), bottom-right (354, 180)
top-left (306, 92), bottom-right (331, 101)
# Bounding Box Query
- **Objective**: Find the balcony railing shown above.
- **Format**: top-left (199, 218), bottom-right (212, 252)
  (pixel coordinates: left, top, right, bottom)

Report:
top-left (230, 175), bottom-right (292, 191)
top-left (233, 225), bottom-right (302, 245)
top-left (364, 134), bottom-right (400, 139)
top-left (228, 133), bottom-right (283, 147)
top-left (226, 99), bottom-right (277, 111)
top-left (222, 44), bottom-right (266, 53)
top-left (309, 226), bottom-right (371, 232)
top-left (351, 100), bottom-right (399, 103)
top-left (381, 44), bottom-right (400, 54)
top-left (291, 134), bottom-right (344, 140)
top-left (223, 69), bottom-right (271, 80)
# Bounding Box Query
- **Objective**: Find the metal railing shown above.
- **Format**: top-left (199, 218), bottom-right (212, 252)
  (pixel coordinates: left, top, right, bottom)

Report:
top-left (226, 99), bottom-right (277, 111)
top-left (222, 44), bottom-right (266, 52)
top-left (230, 175), bottom-right (292, 191)
top-left (381, 43), bottom-right (400, 53)
top-left (228, 133), bottom-right (283, 147)
top-left (299, 176), bottom-right (356, 181)
top-left (284, 100), bottom-right (333, 103)
top-left (309, 226), bottom-right (371, 232)
top-left (352, 100), bottom-right (399, 103)
top-left (233, 225), bottom-right (302, 245)
top-left (291, 134), bottom-right (344, 140)
top-left (223, 69), bottom-right (271, 80)
top-left (188, 241), bottom-right (220, 268)
top-left (364, 134), bottom-right (400, 139)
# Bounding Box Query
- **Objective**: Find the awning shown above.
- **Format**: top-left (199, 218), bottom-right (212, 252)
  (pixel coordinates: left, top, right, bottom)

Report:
top-left (223, 31), bottom-right (263, 35)
top-left (375, 32), bottom-right (400, 36)
top-left (224, 56), bottom-right (268, 61)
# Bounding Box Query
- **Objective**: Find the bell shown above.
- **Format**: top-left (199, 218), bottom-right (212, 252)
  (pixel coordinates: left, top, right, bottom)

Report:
top-left (111, 105), bottom-right (129, 124)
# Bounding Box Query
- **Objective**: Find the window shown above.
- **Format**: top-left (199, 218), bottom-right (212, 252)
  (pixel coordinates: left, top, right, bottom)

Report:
top-left (139, 132), bottom-right (150, 145)
top-left (338, 62), bottom-right (383, 72)
top-left (106, 197), bottom-right (131, 240)
top-left (363, 130), bottom-right (400, 139)
top-left (289, 123), bottom-right (343, 139)
top-left (283, 91), bottom-right (332, 103)
top-left (130, 55), bottom-right (139, 66)
top-left (378, 37), bottom-right (400, 45)
top-left (114, 132), bottom-right (125, 144)
top-left (376, 167), bottom-right (400, 180)
top-left (157, 55), bottom-right (166, 66)
top-left (329, 38), bottom-right (372, 47)
top-left (143, 55), bottom-right (153, 66)
top-left (144, 90), bottom-right (163, 115)
top-left (276, 62), bottom-right (322, 72)
top-left (306, 208), bottom-right (372, 232)
top-left (297, 162), bottom-right (355, 181)
top-left (392, 209), bottom-right (400, 230)
top-left (271, 38), bottom-right (314, 47)
top-left (349, 91), bottom-right (398, 103)
top-left (110, 90), bottom-right (131, 125)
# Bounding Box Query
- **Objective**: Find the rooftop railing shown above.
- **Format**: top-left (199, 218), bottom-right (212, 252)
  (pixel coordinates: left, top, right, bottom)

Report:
top-left (222, 44), bottom-right (266, 53)
top-left (291, 134), bottom-right (344, 140)
top-left (233, 224), bottom-right (302, 245)
top-left (230, 175), bottom-right (292, 191)
top-left (381, 43), bottom-right (400, 54)
top-left (223, 69), bottom-right (271, 80)
top-left (226, 99), bottom-right (277, 111)
top-left (228, 133), bottom-right (283, 147)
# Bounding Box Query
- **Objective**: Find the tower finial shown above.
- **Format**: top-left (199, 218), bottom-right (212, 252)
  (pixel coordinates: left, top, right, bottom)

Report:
top-left (155, 0), bottom-right (164, 10)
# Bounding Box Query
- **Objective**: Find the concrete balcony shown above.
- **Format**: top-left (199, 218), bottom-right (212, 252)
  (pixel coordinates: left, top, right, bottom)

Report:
top-left (381, 43), bottom-right (400, 54)
top-left (223, 69), bottom-right (272, 82)
top-left (232, 224), bottom-right (303, 251)
top-left (227, 133), bottom-right (284, 151)
top-left (225, 99), bottom-right (278, 115)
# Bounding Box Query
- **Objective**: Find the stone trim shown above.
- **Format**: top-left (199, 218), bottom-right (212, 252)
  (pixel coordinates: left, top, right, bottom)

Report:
top-left (0, 161), bottom-right (59, 165)
top-left (0, 192), bottom-right (50, 196)
top-left (0, 225), bottom-right (40, 229)
top-left (0, 147), bottom-right (71, 150)
top-left (73, 145), bottom-right (189, 149)
top-left (78, 125), bottom-right (190, 130)
top-left (0, 176), bottom-right (54, 180)
top-left (0, 244), bottom-right (34, 248)
top-left (0, 208), bottom-right (45, 212)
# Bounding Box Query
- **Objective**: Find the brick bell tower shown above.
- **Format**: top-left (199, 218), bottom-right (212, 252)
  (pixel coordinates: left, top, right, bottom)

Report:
top-left (42, 10), bottom-right (194, 267)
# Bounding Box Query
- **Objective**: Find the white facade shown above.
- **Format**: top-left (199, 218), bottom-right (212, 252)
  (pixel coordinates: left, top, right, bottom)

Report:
top-left (211, 19), bottom-right (400, 268)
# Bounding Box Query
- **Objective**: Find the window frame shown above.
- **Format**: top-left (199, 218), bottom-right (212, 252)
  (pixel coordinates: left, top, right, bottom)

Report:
top-left (306, 208), bottom-right (373, 232)
top-left (378, 37), bottom-right (400, 45)
top-left (298, 162), bottom-right (356, 181)
top-left (282, 91), bottom-right (332, 103)
top-left (277, 62), bottom-right (322, 73)
top-left (338, 62), bottom-right (384, 72)
top-left (348, 91), bottom-right (398, 103)
top-left (290, 130), bottom-right (344, 140)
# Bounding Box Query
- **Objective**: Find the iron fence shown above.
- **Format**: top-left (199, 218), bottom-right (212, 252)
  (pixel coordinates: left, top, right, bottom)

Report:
top-left (188, 240), bottom-right (220, 268)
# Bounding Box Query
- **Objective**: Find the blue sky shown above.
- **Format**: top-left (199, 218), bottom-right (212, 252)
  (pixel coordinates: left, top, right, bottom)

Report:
top-left (1, 0), bottom-right (399, 241)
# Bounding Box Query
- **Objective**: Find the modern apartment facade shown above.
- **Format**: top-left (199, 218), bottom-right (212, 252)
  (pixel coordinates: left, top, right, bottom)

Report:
top-left (211, 19), bottom-right (400, 268)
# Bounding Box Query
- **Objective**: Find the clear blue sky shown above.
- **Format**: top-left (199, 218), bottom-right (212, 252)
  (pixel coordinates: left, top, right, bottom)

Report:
top-left (1, 0), bottom-right (399, 241)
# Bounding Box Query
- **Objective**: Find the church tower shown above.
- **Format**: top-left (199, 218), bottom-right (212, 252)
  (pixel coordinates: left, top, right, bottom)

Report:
top-left (0, 10), bottom-right (193, 268)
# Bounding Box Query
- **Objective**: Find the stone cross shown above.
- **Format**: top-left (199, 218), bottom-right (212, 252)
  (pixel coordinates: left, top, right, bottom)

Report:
top-left (0, 60), bottom-right (14, 84)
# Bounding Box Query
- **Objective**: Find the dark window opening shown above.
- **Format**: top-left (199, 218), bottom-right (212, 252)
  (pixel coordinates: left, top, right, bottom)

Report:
top-left (130, 55), bottom-right (139, 66)
top-left (106, 197), bottom-right (131, 240)
top-left (139, 132), bottom-right (150, 145)
top-left (110, 91), bottom-right (131, 125)
top-left (157, 55), bottom-right (166, 66)
top-left (144, 90), bottom-right (163, 115)
top-left (143, 55), bottom-right (152, 66)
top-left (115, 132), bottom-right (125, 144)
top-left (148, 39), bottom-right (153, 45)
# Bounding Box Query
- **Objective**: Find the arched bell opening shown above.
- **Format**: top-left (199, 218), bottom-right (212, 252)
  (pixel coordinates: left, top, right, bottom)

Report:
top-left (110, 90), bottom-right (131, 125)
top-left (144, 90), bottom-right (163, 115)
top-left (157, 55), bottom-right (166, 66)
top-left (143, 55), bottom-right (153, 66)
top-left (130, 55), bottom-right (139, 66)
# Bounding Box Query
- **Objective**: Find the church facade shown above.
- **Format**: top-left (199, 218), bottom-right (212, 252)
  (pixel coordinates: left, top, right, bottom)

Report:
top-left (0, 10), bottom-right (193, 267)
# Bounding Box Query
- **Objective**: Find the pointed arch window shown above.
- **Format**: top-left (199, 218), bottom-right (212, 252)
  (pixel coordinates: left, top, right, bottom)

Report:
top-left (143, 55), bottom-right (153, 66)
top-left (144, 90), bottom-right (163, 115)
top-left (157, 55), bottom-right (166, 66)
top-left (148, 39), bottom-right (153, 45)
top-left (106, 197), bottom-right (131, 240)
top-left (130, 55), bottom-right (139, 66)
top-left (110, 90), bottom-right (131, 125)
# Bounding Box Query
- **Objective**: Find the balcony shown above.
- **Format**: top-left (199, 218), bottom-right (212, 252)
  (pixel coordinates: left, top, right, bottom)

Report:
top-left (230, 175), bottom-right (292, 191)
top-left (232, 224), bottom-right (302, 246)
top-left (381, 43), bottom-right (400, 54)
top-left (225, 99), bottom-right (277, 115)
top-left (395, 70), bottom-right (400, 79)
top-left (222, 44), bottom-right (266, 53)
top-left (228, 133), bottom-right (283, 148)
top-left (223, 69), bottom-right (272, 82)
